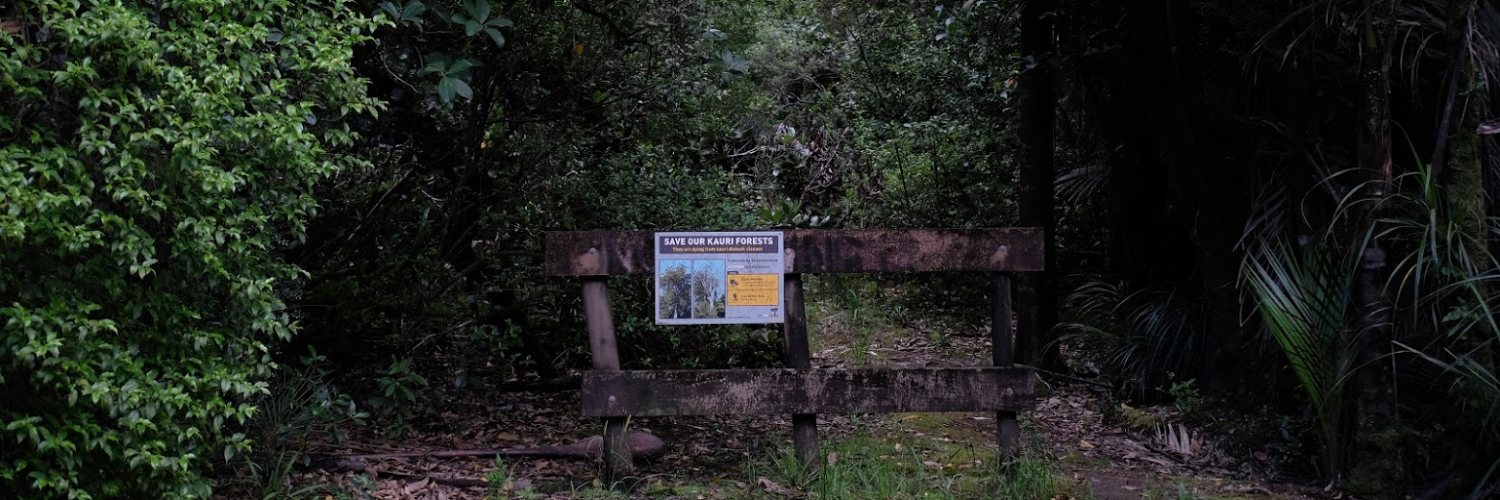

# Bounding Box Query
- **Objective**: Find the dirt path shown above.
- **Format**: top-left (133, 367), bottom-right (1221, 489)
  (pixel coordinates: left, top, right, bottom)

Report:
top-left (244, 297), bottom-right (1325, 499)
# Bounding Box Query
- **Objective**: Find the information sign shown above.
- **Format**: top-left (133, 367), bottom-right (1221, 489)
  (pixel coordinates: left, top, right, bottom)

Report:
top-left (654, 231), bottom-right (785, 324)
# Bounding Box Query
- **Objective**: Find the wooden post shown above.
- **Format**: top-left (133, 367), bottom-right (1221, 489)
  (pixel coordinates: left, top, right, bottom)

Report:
top-left (782, 273), bottom-right (818, 468)
top-left (582, 276), bottom-right (633, 477)
top-left (991, 274), bottom-right (1021, 457)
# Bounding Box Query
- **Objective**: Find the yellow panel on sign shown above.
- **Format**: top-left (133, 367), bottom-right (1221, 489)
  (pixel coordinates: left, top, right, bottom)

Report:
top-left (726, 274), bottom-right (780, 306)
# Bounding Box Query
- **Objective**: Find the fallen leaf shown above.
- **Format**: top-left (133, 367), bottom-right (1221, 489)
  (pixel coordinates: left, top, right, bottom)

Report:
top-left (827, 452), bottom-right (838, 466)
top-left (1079, 440), bottom-right (1096, 449)
top-left (403, 478), bottom-right (430, 494)
top-left (757, 476), bottom-right (798, 497)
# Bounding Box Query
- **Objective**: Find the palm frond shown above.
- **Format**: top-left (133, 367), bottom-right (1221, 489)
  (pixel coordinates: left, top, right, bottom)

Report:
top-left (1056, 279), bottom-right (1210, 401)
top-left (1244, 238), bottom-right (1360, 477)
top-left (1055, 161), bottom-right (1110, 208)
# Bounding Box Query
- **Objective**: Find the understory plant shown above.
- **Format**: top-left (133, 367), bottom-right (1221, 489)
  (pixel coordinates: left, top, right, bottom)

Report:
top-left (1374, 165), bottom-right (1500, 496)
top-left (368, 357), bottom-right (429, 438)
top-left (0, 1), bottom-right (380, 497)
top-left (1241, 159), bottom-right (1500, 493)
top-left (1055, 280), bottom-right (1211, 402)
top-left (1243, 238), bottom-right (1360, 480)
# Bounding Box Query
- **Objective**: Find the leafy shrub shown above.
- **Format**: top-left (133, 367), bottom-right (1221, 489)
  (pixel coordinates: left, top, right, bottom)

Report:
top-left (1370, 166), bottom-right (1500, 496)
top-left (243, 348), bottom-right (367, 450)
top-left (1167, 377), bottom-right (1203, 413)
top-left (0, 1), bottom-right (380, 497)
top-left (367, 358), bottom-right (429, 437)
top-left (224, 349), bottom-right (366, 499)
top-left (1055, 280), bottom-right (1212, 402)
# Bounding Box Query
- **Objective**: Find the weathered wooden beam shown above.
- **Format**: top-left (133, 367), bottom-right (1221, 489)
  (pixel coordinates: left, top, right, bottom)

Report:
top-left (544, 229), bottom-right (1043, 276)
top-left (991, 274), bottom-right (1021, 456)
top-left (781, 274), bottom-right (818, 468)
top-left (581, 367), bottom-right (1037, 417)
top-left (581, 278), bottom-right (632, 477)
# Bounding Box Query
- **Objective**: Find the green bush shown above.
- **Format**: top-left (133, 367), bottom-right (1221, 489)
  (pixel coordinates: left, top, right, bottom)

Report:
top-left (0, 1), bottom-right (381, 497)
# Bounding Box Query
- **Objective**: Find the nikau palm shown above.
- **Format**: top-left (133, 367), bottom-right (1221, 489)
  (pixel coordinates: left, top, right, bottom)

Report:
top-left (1244, 240), bottom-right (1362, 483)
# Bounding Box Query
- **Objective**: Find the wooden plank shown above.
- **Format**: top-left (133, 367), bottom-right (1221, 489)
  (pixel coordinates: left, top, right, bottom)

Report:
top-left (583, 279), bottom-right (622, 371)
top-left (581, 368), bottom-right (1037, 417)
top-left (581, 278), bottom-right (632, 477)
top-left (991, 274), bottom-right (1021, 455)
top-left (544, 229), bottom-right (1043, 276)
top-left (781, 274), bottom-right (818, 467)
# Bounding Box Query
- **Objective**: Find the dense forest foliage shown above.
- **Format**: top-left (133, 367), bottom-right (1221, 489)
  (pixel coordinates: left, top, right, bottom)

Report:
top-left (4, 0), bottom-right (1500, 498)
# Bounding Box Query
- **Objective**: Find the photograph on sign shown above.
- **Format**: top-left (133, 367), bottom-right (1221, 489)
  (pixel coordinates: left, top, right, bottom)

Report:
top-left (655, 231), bottom-right (785, 325)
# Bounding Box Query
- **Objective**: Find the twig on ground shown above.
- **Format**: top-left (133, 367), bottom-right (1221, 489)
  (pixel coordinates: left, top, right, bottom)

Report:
top-left (1033, 367), bottom-right (1113, 389)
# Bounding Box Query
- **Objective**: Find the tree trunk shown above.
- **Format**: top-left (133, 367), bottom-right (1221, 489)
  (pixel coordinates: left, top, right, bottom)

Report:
top-left (1439, 2), bottom-right (1485, 249)
top-left (1348, 0), bottom-right (1399, 487)
top-left (1017, 0), bottom-right (1059, 370)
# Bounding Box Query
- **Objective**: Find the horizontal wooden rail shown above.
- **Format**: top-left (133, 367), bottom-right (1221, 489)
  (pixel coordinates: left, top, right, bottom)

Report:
top-left (581, 367), bottom-right (1037, 417)
top-left (545, 229), bottom-right (1043, 276)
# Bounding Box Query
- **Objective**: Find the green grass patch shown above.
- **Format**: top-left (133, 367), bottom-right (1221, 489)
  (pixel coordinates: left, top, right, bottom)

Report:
top-left (743, 429), bottom-right (1081, 500)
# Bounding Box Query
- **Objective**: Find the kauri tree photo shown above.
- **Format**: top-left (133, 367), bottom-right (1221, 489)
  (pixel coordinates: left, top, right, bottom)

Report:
top-left (691, 260), bottom-right (727, 319)
top-left (658, 261), bottom-right (692, 320)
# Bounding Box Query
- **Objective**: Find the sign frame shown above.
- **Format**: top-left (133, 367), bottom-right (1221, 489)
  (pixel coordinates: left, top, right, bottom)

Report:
top-left (653, 231), bottom-right (785, 325)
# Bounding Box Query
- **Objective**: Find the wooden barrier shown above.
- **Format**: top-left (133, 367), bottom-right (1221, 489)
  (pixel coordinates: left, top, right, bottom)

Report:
top-left (544, 229), bottom-right (1042, 476)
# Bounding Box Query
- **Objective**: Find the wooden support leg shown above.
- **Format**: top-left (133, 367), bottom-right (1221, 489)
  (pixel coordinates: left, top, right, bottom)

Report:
top-left (782, 273), bottom-right (819, 469)
top-left (583, 277), bottom-right (633, 477)
top-left (991, 274), bottom-right (1021, 457)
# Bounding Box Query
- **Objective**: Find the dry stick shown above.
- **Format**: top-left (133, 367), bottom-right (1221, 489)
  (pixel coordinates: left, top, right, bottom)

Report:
top-left (1031, 366), bottom-right (1113, 390)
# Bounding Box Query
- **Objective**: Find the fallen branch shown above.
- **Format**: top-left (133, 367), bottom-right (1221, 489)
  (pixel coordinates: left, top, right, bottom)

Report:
top-left (1033, 367), bottom-right (1114, 389)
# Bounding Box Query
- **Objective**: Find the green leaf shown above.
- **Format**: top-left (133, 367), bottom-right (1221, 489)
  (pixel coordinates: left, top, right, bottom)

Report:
top-left (464, 20), bottom-right (482, 37)
top-left (401, 1), bottom-right (427, 21)
top-left (474, 0), bottom-right (491, 22)
top-left (484, 27), bottom-right (505, 48)
top-left (437, 77), bottom-right (455, 102)
top-left (451, 78), bottom-right (473, 100)
top-left (486, 16), bottom-right (513, 28)
top-left (419, 59), bottom-right (446, 75)
top-left (378, 1), bottom-right (400, 17)
top-left (447, 59), bottom-right (478, 74)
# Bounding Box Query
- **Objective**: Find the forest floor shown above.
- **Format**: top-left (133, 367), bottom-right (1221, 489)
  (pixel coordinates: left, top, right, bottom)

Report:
top-left (248, 288), bottom-right (1329, 500)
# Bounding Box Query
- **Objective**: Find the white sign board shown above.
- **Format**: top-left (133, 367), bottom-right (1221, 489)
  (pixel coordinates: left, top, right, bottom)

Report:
top-left (654, 231), bottom-right (785, 325)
